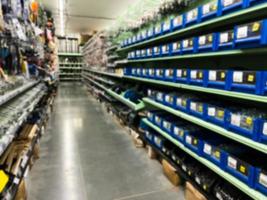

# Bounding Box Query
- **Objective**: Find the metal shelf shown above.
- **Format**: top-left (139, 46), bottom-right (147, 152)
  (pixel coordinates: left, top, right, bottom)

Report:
top-left (60, 78), bottom-right (81, 81)
top-left (84, 73), bottom-right (115, 85)
top-left (59, 63), bottom-right (83, 66)
top-left (143, 119), bottom-right (266, 200)
top-left (143, 98), bottom-right (267, 154)
top-left (83, 68), bottom-right (123, 78)
top-left (59, 67), bottom-right (82, 70)
top-left (59, 73), bottom-right (81, 76)
top-left (58, 53), bottom-right (82, 57)
top-left (117, 3), bottom-right (267, 53)
top-left (124, 76), bottom-right (267, 103)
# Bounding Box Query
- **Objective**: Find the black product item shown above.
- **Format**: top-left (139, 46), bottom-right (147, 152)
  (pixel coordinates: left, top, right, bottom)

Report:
top-left (161, 141), bottom-right (173, 157)
top-left (194, 168), bottom-right (218, 193)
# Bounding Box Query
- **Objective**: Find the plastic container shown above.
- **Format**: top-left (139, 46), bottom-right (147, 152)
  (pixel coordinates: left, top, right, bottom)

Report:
top-left (155, 68), bottom-right (165, 80)
top-left (171, 41), bottom-right (182, 55)
top-left (175, 69), bottom-right (189, 83)
top-left (164, 68), bottom-right (176, 82)
top-left (218, 29), bottom-right (235, 50)
top-left (219, 0), bottom-right (247, 15)
top-left (153, 46), bottom-right (161, 57)
top-left (162, 18), bottom-right (172, 34)
top-left (161, 44), bottom-right (171, 57)
top-left (123, 67), bottom-right (131, 76)
top-left (255, 168), bottom-right (267, 195)
top-left (182, 38), bottom-right (197, 54)
top-left (184, 132), bottom-right (209, 155)
top-left (202, 141), bottom-right (226, 168)
top-left (146, 48), bottom-right (153, 58)
top-left (128, 51), bottom-right (135, 60)
top-left (194, 168), bottom-right (218, 193)
top-left (155, 91), bottom-right (165, 104)
top-left (147, 89), bottom-right (157, 100)
top-left (189, 99), bottom-right (206, 119)
top-left (228, 70), bottom-right (265, 95)
top-left (175, 95), bottom-right (190, 113)
top-left (259, 120), bottom-right (267, 144)
top-left (145, 130), bottom-right (154, 142)
top-left (136, 68), bottom-right (142, 77)
top-left (131, 68), bottom-right (137, 76)
top-left (162, 117), bottom-right (175, 134)
top-left (247, 0), bottom-right (267, 7)
top-left (206, 70), bottom-right (229, 89)
top-left (135, 50), bottom-right (141, 59)
top-left (141, 49), bottom-right (147, 59)
top-left (142, 68), bottom-right (149, 78)
top-left (147, 27), bottom-right (154, 39)
top-left (164, 93), bottom-right (176, 108)
top-left (206, 103), bottom-right (228, 127)
top-left (189, 69), bottom-right (207, 86)
top-left (234, 20), bottom-right (267, 48)
top-left (154, 135), bottom-right (164, 148)
top-left (154, 24), bottom-right (162, 37)
top-left (148, 68), bottom-right (156, 79)
top-left (199, 0), bottom-right (219, 21)
top-left (184, 8), bottom-right (200, 26)
top-left (197, 33), bottom-right (218, 52)
top-left (172, 123), bottom-right (200, 144)
top-left (172, 15), bottom-right (184, 30)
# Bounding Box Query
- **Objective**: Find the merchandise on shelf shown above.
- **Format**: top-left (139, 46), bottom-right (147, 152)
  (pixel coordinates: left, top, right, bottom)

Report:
top-left (188, 69), bottom-right (207, 86)
top-left (199, 0), bottom-right (219, 21)
top-left (219, 0), bottom-right (247, 15)
top-left (197, 33), bottom-right (218, 52)
top-left (218, 29), bottom-right (235, 50)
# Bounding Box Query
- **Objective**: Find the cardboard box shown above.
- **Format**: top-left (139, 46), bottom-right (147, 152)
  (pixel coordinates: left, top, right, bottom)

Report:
top-left (185, 182), bottom-right (207, 200)
top-left (15, 179), bottom-right (27, 200)
top-left (162, 159), bottom-right (183, 186)
top-left (147, 146), bottom-right (157, 159)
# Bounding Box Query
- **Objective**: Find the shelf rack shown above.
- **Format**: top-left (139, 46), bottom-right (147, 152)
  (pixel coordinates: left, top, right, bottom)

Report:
top-left (84, 73), bottom-right (115, 86)
top-left (83, 75), bottom-right (145, 111)
top-left (83, 68), bottom-right (123, 78)
top-left (143, 98), bottom-right (267, 154)
top-left (143, 118), bottom-right (265, 200)
top-left (117, 3), bottom-right (267, 53)
top-left (59, 67), bottom-right (82, 70)
top-left (59, 63), bottom-right (84, 66)
top-left (58, 52), bottom-right (83, 57)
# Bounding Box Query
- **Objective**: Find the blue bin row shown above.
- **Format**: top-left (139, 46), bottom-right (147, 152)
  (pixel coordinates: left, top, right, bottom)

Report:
top-left (127, 19), bottom-right (267, 59)
top-left (146, 89), bottom-right (267, 144)
top-left (124, 67), bottom-right (267, 96)
top-left (146, 110), bottom-right (267, 195)
top-left (121, 0), bottom-right (267, 48)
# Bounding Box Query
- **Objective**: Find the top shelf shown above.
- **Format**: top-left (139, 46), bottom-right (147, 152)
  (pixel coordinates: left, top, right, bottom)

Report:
top-left (117, 3), bottom-right (267, 53)
top-left (58, 52), bottom-right (83, 57)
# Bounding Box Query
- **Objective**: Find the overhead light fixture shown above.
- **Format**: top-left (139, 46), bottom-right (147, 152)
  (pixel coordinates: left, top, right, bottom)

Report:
top-left (59, 0), bottom-right (65, 36)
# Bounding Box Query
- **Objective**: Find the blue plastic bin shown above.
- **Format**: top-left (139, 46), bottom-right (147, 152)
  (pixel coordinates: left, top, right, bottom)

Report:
top-left (200, 0), bottom-right (219, 21)
top-left (172, 123), bottom-right (200, 144)
top-left (142, 68), bottom-right (149, 78)
top-left (184, 132), bottom-right (206, 155)
top-left (123, 67), bottom-right (132, 76)
top-left (206, 70), bottom-right (229, 89)
top-left (135, 50), bottom-right (141, 59)
top-left (147, 27), bottom-right (154, 39)
top-left (172, 15), bottom-right (184, 30)
top-left (175, 96), bottom-right (190, 113)
top-left (206, 103), bottom-right (228, 127)
top-left (164, 68), bottom-right (176, 82)
top-left (154, 24), bottom-right (162, 37)
top-left (155, 68), bottom-right (165, 80)
top-left (153, 46), bottom-right (161, 57)
top-left (258, 120), bottom-right (267, 144)
top-left (145, 130), bottom-right (154, 142)
top-left (188, 69), bottom-right (207, 86)
top-left (175, 69), bottom-right (189, 83)
top-left (146, 48), bottom-right (153, 58)
top-left (218, 29), bottom-right (235, 50)
top-left (141, 49), bottom-right (147, 58)
top-left (164, 93), bottom-right (176, 108)
top-left (189, 99), bottom-right (207, 119)
top-left (171, 41), bottom-right (182, 55)
top-left (247, 0), bottom-right (267, 7)
top-left (148, 68), bottom-right (156, 79)
top-left (182, 38), bottom-right (197, 54)
top-left (155, 91), bottom-right (165, 104)
top-left (161, 44), bottom-right (171, 57)
top-left (162, 18), bottom-right (172, 34)
top-left (234, 20), bottom-right (267, 48)
top-left (202, 141), bottom-right (226, 168)
top-left (128, 51), bottom-right (135, 60)
top-left (219, 0), bottom-right (247, 15)
top-left (162, 118), bottom-right (174, 134)
top-left (184, 8), bottom-right (200, 26)
top-left (147, 89), bottom-right (157, 100)
top-left (197, 33), bottom-right (218, 52)
top-left (131, 68), bottom-right (137, 76)
top-left (136, 68), bottom-right (142, 77)
top-left (154, 135), bottom-right (164, 148)
top-left (255, 168), bottom-right (267, 195)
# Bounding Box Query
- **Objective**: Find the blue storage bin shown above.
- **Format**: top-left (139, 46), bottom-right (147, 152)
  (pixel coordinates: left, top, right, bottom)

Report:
top-left (123, 67), bottom-right (131, 76)
top-left (161, 44), bottom-right (171, 57)
top-left (206, 103), bottom-right (228, 127)
top-left (164, 68), bottom-right (176, 82)
top-left (182, 38), bottom-right (197, 54)
top-left (224, 152), bottom-right (255, 186)
top-left (147, 27), bottom-right (154, 39)
top-left (189, 99), bottom-right (207, 119)
top-left (141, 30), bottom-right (147, 41)
top-left (148, 68), bottom-right (156, 79)
top-left (127, 51), bottom-right (135, 60)
top-left (206, 70), bottom-right (229, 89)
top-left (145, 130), bottom-right (154, 142)
top-left (175, 69), bottom-right (189, 83)
top-left (228, 71), bottom-right (264, 95)
top-left (147, 89), bottom-right (157, 100)
top-left (153, 46), bottom-right (161, 57)
top-left (247, 0), bottom-right (267, 7)
top-left (234, 20), bottom-right (267, 48)
top-left (172, 123), bottom-right (200, 144)
top-left (164, 93), bottom-right (176, 108)
top-left (146, 48), bottom-right (153, 58)
top-left (131, 67), bottom-right (137, 76)
top-left (197, 33), bottom-right (218, 52)
top-left (162, 18), bottom-right (172, 34)
top-left (219, 0), bottom-right (247, 15)
top-left (184, 132), bottom-right (208, 155)
top-left (218, 30), bottom-right (235, 50)
top-left (154, 24), bottom-right (162, 37)
top-left (136, 68), bottom-right (142, 77)
top-left (135, 50), bottom-right (141, 59)
top-left (200, 0), bottom-right (219, 21)
top-left (136, 33), bottom-right (142, 43)
top-left (255, 168), bottom-right (267, 195)
top-left (171, 41), bottom-right (182, 55)
top-left (258, 120), bottom-right (267, 144)
top-left (147, 110), bottom-right (163, 122)
top-left (155, 68), bottom-right (165, 80)
top-left (189, 69), bottom-right (207, 86)
top-left (175, 96), bottom-right (190, 113)
top-left (154, 113), bottom-right (170, 128)
top-left (228, 110), bottom-right (261, 140)
top-left (141, 49), bottom-right (147, 58)
top-left (142, 68), bottom-right (149, 78)
top-left (184, 8), bottom-right (200, 26)
top-left (155, 91), bottom-right (165, 104)
top-left (131, 35), bottom-right (137, 44)
top-left (154, 135), bottom-right (164, 148)
top-left (162, 117), bottom-right (175, 134)
top-left (263, 71), bottom-right (267, 94)
top-left (172, 15), bottom-right (184, 30)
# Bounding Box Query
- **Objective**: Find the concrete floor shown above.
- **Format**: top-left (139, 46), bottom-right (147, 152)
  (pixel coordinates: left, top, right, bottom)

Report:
top-left (27, 83), bottom-right (184, 200)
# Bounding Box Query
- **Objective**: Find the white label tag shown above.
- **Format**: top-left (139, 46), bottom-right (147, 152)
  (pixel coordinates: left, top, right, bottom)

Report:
top-left (163, 121), bottom-right (168, 128)
top-left (237, 26), bottom-right (248, 39)
top-left (156, 70), bottom-right (160, 76)
top-left (204, 144), bottom-right (212, 155)
top-left (190, 102), bottom-right (197, 111)
top-left (165, 95), bottom-right (170, 102)
top-left (231, 114), bottom-right (241, 126)
top-left (183, 40), bottom-right (189, 48)
top-left (191, 71), bottom-right (197, 79)
top-left (149, 69), bottom-right (153, 74)
top-left (174, 16), bottom-right (182, 26)
top-left (177, 70), bottom-right (182, 77)
top-left (173, 42), bottom-right (178, 50)
top-left (162, 45), bottom-right (167, 52)
top-left (263, 123), bottom-right (267, 135)
top-left (224, 0), bottom-right (234, 6)
top-left (187, 10), bottom-right (196, 21)
top-left (174, 127), bottom-right (179, 136)
top-left (177, 98), bottom-right (182, 106)
top-left (228, 157), bottom-right (237, 169)
top-left (165, 70), bottom-right (170, 76)
top-left (259, 173), bottom-right (267, 187)
top-left (163, 22), bottom-right (169, 31)
top-left (199, 36), bottom-right (206, 45)
top-left (208, 107), bottom-right (216, 117)
top-left (14, 178), bottom-right (20, 185)
top-left (220, 32), bottom-right (229, 43)
top-left (209, 71), bottom-right (217, 81)
top-left (233, 72), bottom-right (243, 83)
top-left (186, 136), bottom-right (192, 144)
top-left (195, 177), bottom-right (201, 185)
top-left (203, 4), bottom-right (211, 14)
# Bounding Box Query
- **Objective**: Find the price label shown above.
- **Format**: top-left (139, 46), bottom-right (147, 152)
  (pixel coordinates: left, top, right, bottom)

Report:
top-left (231, 114), bottom-right (241, 126)
top-left (186, 136), bottom-right (192, 144)
top-left (228, 156), bottom-right (237, 169)
top-left (191, 102), bottom-right (197, 111)
top-left (224, 0), bottom-right (234, 6)
top-left (220, 32), bottom-right (229, 43)
top-left (177, 98), bottom-right (182, 106)
top-left (233, 72), bottom-right (243, 83)
top-left (263, 123), bottom-right (267, 135)
top-left (199, 36), bottom-right (206, 45)
top-left (203, 4), bottom-right (211, 14)
top-left (259, 173), bottom-right (267, 187)
top-left (173, 42), bottom-right (179, 50)
top-left (174, 127), bottom-right (179, 136)
top-left (162, 45), bottom-right (167, 52)
top-left (165, 95), bottom-right (170, 102)
top-left (204, 144), bottom-right (212, 155)
top-left (163, 121), bottom-right (168, 129)
top-left (191, 70), bottom-right (197, 79)
top-left (183, 40), bottom-right (189, 48)
top-left (208, 107), bottom-right (216, 117)
top-left (237, 26), bottom-right (248, 39)
top-left (174, 16), bottom-right (182, 26)
top-left (187, 10), bottom-right (197, 21)
top-left (209, 71), bottom-right (217, 81)
top-left (177, 70), bottom-right (182, 77)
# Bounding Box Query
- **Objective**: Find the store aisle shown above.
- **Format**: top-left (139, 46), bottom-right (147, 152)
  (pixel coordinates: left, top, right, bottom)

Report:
top-left (27, 83), bottom-right (184, 200)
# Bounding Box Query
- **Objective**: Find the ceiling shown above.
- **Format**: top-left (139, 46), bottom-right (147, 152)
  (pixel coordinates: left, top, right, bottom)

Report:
top-left (42, 0), bottom-right (138, 35)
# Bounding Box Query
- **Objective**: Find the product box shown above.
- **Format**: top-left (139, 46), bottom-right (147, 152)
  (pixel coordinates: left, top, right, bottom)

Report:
top-left (194, 169), bottom-right (218, 193)
top-left (172, 15), bottom-right (184, 30)
top-left (206, 103), bottom-right (227, 127)
top-left (206, 70), bottom-right (228, 89)
top-left (199, 0), bottom-right (219, 21)
top-left (161, 44), bottom-right (171, 56)
top-left (155, 68), bottom-right (165, 80)
top-left (162, 18), bottom-right (172, 34)
top-left (202, 141), bottom-right (226, 168)
top-left (172, 123), bottom-right (200, 144)
top-left (164, 68), bottom-right (176, 82)
top-left (162, 159), bottom-right (183, 186)
top-left (171, 41), bottom-right (182, 55)
top-left (219, 0), bottom-right (247, 15)
top-left (146, 48), bottom-right (153, 58)
top-left (164, 93), bottom-right (176, 108)
top-left (247, 0), bottom-right (267, 7)
top-left (153, 46), bottom-right (161, 57)
top-left (154, 135), bottom-right (164, 148)
top-left (218, 29), bottom-right (235, 50)
top-left (145, 130), bottom-right (154, 142)
top-left (189, 99), bottom-right (206, 119)
top-left (182, 38), bottom-right (197, 54)
top-left (197, 33), bottom-right (218, 52)
top-left (234, 20), bottom-right (267, 48)
top-left (184, 8), bottom-right (200, 26)
top-left (255, 168), bottom-right (267, 195)
top-left (155, 91), bottom-right (165, 104)
top-left (148, 68), bottom-right (156, 79)
top-left (185, 182), bottom-right (207, 200)
top-left (189, 69), bottom-right (207, 86)
top-left (123, 67), bottom-right (131, 76)
top-left (228, 71), bottom-right (265, 95)
top-left (175, 69), bottom-right (189, 83)
top-left (175, 95), bottom-right (190, 113)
